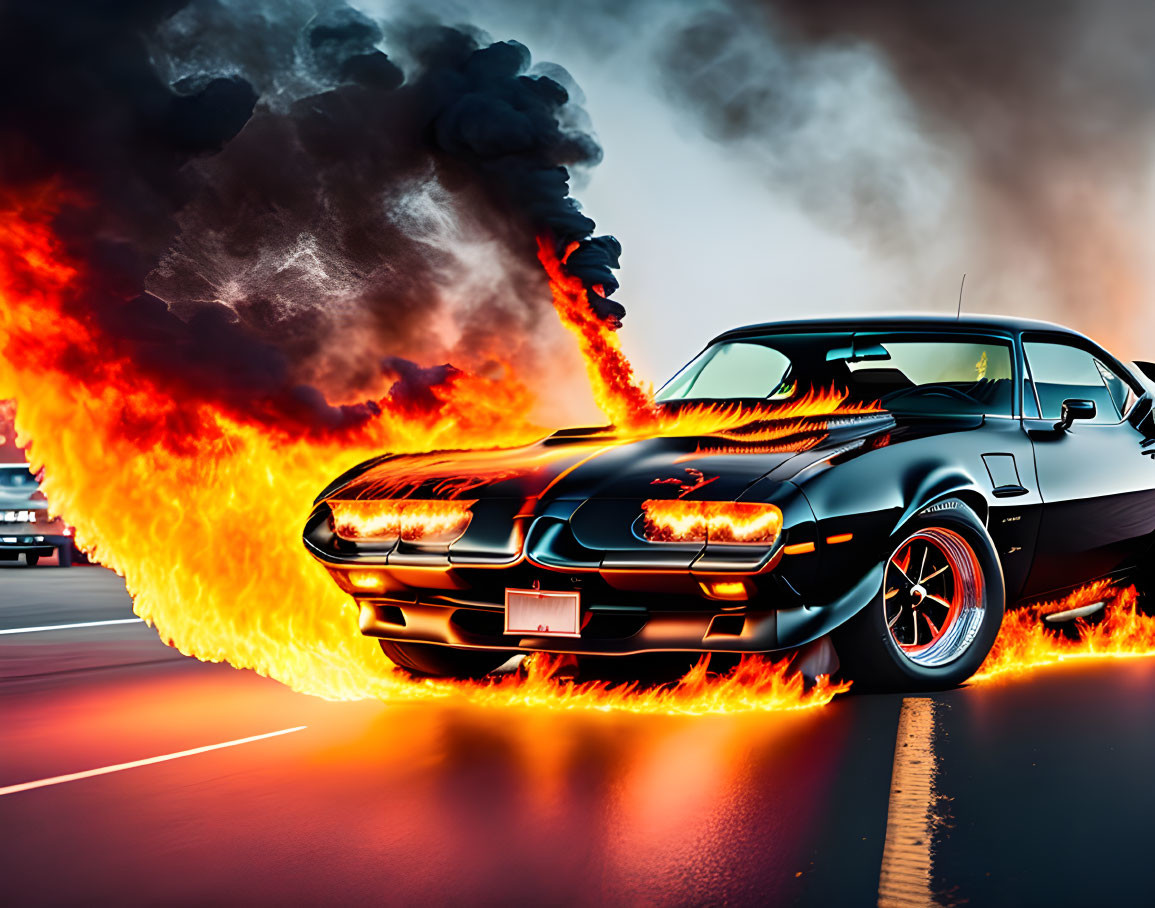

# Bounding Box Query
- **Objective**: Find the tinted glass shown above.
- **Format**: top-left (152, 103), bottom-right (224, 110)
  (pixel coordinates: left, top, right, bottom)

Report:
top-left (656, 342), bottom-right (792, 401)
top-left (0, 467), bottom-right (38, 490)
top-left (657, 331), bottom-right (1014, 416)
top-left (848, 340), bottom-right (1013, 416)
top-left (1095, 361), bottom-right (1131, 416)
top-left (1023, 341), bottom-right (1121, 423)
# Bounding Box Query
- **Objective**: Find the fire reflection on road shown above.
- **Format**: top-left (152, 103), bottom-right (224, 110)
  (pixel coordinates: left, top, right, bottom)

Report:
top-left (325, 700), bottom-right (853, 903)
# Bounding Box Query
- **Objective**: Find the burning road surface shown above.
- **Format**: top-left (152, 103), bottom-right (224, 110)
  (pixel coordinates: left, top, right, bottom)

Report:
top-left (973, 582), bottom-right (1155, 684)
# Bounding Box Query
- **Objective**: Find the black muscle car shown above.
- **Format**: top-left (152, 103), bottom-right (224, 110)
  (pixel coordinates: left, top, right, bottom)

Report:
top-left (304, 315), bottom-right (1155, 690)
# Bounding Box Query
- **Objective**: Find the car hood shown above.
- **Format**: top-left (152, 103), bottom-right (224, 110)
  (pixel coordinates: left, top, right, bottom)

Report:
top-left (325, 410), bottom-right (901, 505)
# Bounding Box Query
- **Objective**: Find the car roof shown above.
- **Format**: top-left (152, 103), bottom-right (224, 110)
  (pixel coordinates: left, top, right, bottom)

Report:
top-left (711, 313), bottom-right (1095, 346)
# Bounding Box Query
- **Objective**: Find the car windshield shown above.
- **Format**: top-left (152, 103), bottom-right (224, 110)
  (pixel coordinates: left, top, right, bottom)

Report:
top-left (0, 466), bottom-right (38, 490)
top-left (655, 331), bottom-right (1015, 417)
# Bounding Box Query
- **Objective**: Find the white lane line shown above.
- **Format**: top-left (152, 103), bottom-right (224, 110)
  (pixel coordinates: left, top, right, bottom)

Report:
top-left (0, 726), bottom-right (307, 797)
top-left (878, 697), bottom-right (939, 908)
top-left (0, 618), bottom-right (144, 636)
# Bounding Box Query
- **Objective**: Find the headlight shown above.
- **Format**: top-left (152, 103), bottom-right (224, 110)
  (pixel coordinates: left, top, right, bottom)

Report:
top-left (329, 499), bottom-right (476, 545)
top-left (640, 500), bottom-right (782, 545)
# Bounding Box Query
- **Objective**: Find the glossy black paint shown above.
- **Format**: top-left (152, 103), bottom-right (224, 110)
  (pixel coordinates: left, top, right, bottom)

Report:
top-left (304, 315), bottom-right (1155, 658)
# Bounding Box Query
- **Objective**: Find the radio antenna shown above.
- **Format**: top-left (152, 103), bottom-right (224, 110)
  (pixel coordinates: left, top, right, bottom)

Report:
top-left (956, 273), bottom-right (967, 320)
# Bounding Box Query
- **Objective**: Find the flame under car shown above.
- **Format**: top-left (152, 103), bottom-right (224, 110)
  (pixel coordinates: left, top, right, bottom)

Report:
top-left (304, 315), bottom-right (1155, 690)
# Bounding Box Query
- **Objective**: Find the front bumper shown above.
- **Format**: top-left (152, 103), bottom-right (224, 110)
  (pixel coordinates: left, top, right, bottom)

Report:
top-left (350, 565), bottom-right (883, 656)
top-left (305, 493), bottom-right (883, 656)
top-left (358, 597), bottom-right (777, 656)
top-left (0, 532), bottom-right (69, 557)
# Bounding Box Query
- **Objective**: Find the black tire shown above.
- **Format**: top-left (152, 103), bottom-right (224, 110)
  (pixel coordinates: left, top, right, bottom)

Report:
top-left (24, 553), bottom-right (39, 567)
top-left (57, 544), bottom-right (72, 568)
top-left (834, 498), bottom-right (1005, 691)
top-left (379, 640), bottom-right (512, 679)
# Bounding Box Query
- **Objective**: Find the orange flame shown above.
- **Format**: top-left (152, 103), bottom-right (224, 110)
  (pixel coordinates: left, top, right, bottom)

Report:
top-left (330, 499), bottom-right (475, 544)
top-left (0, 189), bottom-right (850, 715)
top-left (453, 653), bottom-right (850, 715)
top-left (640, 500), bottom-right (783, 545)
top-left (653, 387), bottom-right (879, 440)
top-left (347, 442), bottom-right (605, 502)
top-left (537, 237), bottom-right (657, 430)
top-left (974, 582), bottom-right (1155, 683)
top-left (0, 192), bottom-right (543, 699)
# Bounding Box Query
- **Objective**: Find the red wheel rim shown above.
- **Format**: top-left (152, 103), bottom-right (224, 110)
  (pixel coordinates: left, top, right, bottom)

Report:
top-left (883, 527), bottom-right (984, 667)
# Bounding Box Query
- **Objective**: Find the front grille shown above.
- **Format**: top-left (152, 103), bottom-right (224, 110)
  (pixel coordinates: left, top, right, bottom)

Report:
top-left (583, 611), bottom-right (648, 640)
top-left (451, 608), bottom-right (504, 637)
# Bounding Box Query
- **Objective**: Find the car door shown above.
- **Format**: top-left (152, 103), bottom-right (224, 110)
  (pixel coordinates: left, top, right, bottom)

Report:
top-left (1021, 334), bottom-right (1155, 595)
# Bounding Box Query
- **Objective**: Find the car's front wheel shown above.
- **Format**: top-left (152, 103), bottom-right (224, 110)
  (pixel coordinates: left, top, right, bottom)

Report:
top-left (379, 640), bottom-right (512, 679)
top-left (835, 499), bottom-right (1004, 691)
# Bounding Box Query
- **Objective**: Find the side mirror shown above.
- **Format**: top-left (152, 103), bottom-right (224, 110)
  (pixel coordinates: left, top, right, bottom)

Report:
top-left (1057, 398), bottom-right (1096, 431)
top-left (1133, 361), bottom-right (1155, 384)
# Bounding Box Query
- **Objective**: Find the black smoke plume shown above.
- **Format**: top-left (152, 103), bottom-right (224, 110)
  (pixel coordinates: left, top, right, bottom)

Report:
top-left (0, 0), bottom-right (622, 433)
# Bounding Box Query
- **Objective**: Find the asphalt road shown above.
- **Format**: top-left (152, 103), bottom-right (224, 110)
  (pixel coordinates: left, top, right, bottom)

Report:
top-left (2, 565), bottom-right (1154, 906)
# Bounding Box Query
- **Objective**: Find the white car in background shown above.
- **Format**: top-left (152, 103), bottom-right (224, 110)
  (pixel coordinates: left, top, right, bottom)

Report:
top-left (0, 463), bottom-right (74, 567)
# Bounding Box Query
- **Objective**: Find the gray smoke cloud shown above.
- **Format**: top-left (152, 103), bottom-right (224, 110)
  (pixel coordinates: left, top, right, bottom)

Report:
top-left (653, 0), bottom-right (1155, 348)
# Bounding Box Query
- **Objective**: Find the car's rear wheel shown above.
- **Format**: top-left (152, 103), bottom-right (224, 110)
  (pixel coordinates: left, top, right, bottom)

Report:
top-left (57, 544), bottom-right (72, 568)
top-left (379, 640), bottom-right (512, 679)
top-left (835, 499), bottom-right (1004, 691)
top-left (24, 554), bottom-right (39, 567)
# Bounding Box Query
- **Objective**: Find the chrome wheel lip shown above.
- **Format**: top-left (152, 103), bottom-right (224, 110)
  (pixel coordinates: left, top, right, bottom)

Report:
top-left (884, 527), bottom-right (986, 668)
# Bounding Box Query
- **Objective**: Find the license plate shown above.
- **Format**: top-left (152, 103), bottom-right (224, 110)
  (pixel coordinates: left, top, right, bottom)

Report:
top-left (505, 588), bottom-right (581, 637)
top-left (2, 510), bottom-right (36, 523)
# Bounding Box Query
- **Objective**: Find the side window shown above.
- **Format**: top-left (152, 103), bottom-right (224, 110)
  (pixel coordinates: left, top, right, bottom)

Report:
top-left (845, 338), bottom-right (1014, 416)
top-left (1022, 341), bottom-right (1124, 423)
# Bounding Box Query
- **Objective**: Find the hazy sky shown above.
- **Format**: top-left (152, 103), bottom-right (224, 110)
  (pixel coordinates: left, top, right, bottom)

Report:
top-left (365, 0), bottom-right (1155, 381)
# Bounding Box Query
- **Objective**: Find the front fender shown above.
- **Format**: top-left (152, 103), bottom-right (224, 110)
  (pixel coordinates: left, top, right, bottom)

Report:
top-left (897, 467), bottom-right (990, 530)
top-left (787, 451), bottom-right (991, 608)
top-left (775, 563), bottom-right (884, 650)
